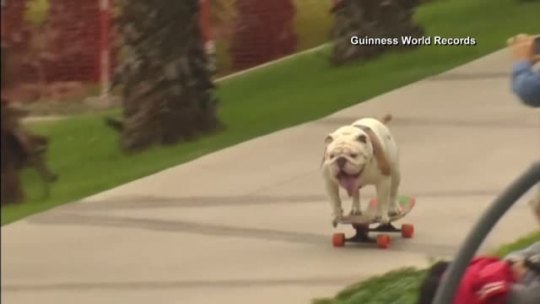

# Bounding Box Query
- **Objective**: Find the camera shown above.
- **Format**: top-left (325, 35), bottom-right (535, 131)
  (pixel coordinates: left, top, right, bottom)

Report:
top-left (533, 35), bottom-right (540, 55)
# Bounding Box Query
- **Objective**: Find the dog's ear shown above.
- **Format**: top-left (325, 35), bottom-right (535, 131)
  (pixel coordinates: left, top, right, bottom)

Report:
top-left (321, 139), bottom-right (331, 166)
top-left (357, 134), bottom-right (367, 143)
top-left (325, 135), bottom-right (333, 145)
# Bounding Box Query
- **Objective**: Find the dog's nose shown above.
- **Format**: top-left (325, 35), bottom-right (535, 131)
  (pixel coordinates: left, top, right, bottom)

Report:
top-left (337, 157), bottom-right (347, 168)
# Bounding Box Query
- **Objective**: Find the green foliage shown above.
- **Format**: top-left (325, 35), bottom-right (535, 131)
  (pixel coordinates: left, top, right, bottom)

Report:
top-left (212, 0), bottom-right (333, 75)
top-left (493, 230), bottom-right (540, 257)
top-left (330, 268), bottom-right (425, 304)
top-left (211, 0), bottom-right (237, 76)
top-left (24, 0), bottom-right (50, 26)
top-left (293, 0), bottom-right (333, 51)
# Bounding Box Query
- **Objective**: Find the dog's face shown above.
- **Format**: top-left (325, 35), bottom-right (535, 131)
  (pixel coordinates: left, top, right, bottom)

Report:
top-left (323, 126), bottom-right (373, 196)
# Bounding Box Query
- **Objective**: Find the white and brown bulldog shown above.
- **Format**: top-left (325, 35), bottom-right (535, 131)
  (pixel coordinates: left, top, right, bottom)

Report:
top-left (321, 115), bottom-right (400, 227)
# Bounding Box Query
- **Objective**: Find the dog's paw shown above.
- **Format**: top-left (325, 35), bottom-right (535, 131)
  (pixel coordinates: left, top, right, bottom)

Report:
top-left (369, 211), bottom-right (390, 224)
top-left (364, 210), bottom-right (377, 221)
top-left (332, 214), bottom-right (344, 227)
top-left (388, 207), bottom-right (401, 217)
top-left (379, 214), bottom-right (391, 225)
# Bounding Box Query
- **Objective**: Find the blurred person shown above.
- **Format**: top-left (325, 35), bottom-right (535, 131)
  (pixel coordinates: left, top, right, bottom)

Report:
top-left (418, 194), bottom-right (540, 304)
top-left (500, 195), bottom-right (540, 304)
top-left (508, 34), bottom-right (540, 107)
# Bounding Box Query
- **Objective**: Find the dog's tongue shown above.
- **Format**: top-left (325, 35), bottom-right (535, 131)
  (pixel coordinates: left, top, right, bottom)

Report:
top-left (339, 176), bottom-right (358, 197)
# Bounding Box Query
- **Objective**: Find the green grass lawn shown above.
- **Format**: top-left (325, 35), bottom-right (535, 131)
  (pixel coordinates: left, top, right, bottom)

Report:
top-left (314, 230), bottom-right (540, 304)
top-left (2, 0), bottom-right (540, 225)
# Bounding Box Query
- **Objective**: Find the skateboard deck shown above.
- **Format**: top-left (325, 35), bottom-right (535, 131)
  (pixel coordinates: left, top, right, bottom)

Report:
top-left (337, 196), bottom-right (415, 225)
top-left (331, 196), bottom-right (416, 249)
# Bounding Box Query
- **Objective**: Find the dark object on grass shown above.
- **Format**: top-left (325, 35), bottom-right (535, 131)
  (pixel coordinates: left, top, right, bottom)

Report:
top-left (330, 0), bottom-right (425, 65)
top-left (418, 261), bottom-right (450, 304)
top-left (104, 117), bottom-right (124, 132)
top-left (111, 0), bottom-right (224, 152)
top-left (1, 100), bottom-right (58, 205)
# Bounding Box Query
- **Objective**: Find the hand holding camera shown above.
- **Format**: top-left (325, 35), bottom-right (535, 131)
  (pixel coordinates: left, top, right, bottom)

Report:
top-left (507, 33), bottom-right (540, 63)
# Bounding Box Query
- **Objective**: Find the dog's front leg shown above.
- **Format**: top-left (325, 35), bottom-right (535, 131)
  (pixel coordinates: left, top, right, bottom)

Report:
top-left (351, 189), bottom-right (361, 215)
top-left (388, 169), bottom-right (401, 217)
top-left (375, 178), bottom-right (392, 224)
top-left (325, 180), bottom-right (343, 227)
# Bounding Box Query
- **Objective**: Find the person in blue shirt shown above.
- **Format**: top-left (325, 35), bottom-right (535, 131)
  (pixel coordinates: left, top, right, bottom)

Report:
top-left (509, 34), bottom-right (540, 107)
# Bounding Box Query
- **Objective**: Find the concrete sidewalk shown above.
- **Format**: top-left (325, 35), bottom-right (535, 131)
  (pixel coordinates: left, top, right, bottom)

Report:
top-left (2, 49), bottom-right (539, 304)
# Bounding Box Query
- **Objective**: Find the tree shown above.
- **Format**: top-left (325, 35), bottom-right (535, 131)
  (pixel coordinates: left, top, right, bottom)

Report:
top-left (109, 0), bottom-right (224, 152)
top-left (1, 1), bottom-right (59, 205)
top-left (330, 0), bottom-right (424, 65)
top-left (0, 99), bottom-right (58, 205)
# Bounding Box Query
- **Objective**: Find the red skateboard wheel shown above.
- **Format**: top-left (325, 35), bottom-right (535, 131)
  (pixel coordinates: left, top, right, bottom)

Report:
top-left (332, 233), bottom-right (346, 247)
top-left (376, 234), bottom-right (391, 249)
top-left (401, 224), bottom-right (414, 238)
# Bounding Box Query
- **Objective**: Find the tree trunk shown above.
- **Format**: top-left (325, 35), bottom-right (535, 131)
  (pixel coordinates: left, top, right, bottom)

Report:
top-left (1, 100), bottom-right (58, 205)
top-left (330, 0), bottom-right (424, 65)
top-left (112, 0), bottom-right (224, 152)
top-left (1, 119), bottom-right (25, 204)
top-left (2, 44), bottom-right (57, 205)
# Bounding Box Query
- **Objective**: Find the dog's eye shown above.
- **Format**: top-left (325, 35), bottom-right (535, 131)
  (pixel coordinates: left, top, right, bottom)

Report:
top-left (330, 154), bottom-right (335, 159)
top-left (350, 153), bottom-right (357, 158)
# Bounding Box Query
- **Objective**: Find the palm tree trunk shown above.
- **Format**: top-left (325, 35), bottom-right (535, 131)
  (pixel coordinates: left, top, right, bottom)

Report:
top-left (1, 100), bottom-right (57, 205)
top-left (113, 0), bottom-right (224, 152)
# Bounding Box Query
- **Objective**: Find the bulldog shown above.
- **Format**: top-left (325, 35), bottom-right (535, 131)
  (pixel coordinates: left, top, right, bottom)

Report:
top-left (321, 114), bottom-right (400, 226)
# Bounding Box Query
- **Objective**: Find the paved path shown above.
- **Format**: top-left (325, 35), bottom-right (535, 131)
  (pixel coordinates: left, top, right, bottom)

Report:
top-left (2, 49), bottom-right (540, 304)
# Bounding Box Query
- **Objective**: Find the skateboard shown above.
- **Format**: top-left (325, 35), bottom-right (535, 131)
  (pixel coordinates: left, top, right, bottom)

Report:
top-left (332, 196), bottom-right (416, 249)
